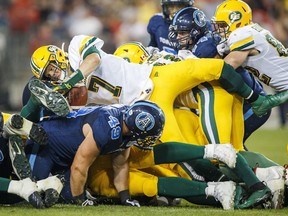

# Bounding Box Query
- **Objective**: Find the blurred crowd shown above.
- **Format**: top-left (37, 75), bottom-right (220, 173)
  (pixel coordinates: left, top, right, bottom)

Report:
top-left (0, 0), bottom-right (287, 124)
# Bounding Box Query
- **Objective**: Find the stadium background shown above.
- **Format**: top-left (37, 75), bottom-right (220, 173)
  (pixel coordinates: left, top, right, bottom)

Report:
top-left (0, 0), bottom-right (287, 128)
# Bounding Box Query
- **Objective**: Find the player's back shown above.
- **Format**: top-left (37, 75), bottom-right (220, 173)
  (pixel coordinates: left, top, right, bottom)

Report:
top-left (86, 54), bottom-right (153, 106)
top-left (228, 24), bottom-right (288, 91)
top-left (36, 105), bottom-right (128, 166)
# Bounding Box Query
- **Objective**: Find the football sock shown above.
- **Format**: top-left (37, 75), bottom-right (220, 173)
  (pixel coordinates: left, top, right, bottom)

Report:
top-left (239, 151), bottom-right (278, 168)
top-left (182, 159), bottom-right (229, 182)
top-left (153, 142), bottom-right (204, 164)
top-left (157, 177), bottom-right (207, 197)
top-left (20, 96), bottom-right (41, 122)
top-left (0, 177), bottom-right (10, 192)
top-left (219, 63), bottom-right (259, 102)
top-left (231, 153), bottom-right (260, 188)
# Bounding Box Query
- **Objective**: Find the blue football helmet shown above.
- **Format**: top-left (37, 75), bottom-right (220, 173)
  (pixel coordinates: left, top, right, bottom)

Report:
top-left (161, 0), bottom-right (194, 23)
top-left (169, 7), bottom-right (208, 49)
top-left (124, 100), bottom-right (165, 148)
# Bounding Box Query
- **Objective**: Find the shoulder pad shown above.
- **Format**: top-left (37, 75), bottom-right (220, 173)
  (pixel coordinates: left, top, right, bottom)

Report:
top-left (193, 35), bottom-right (218, 58)
top-left (147, 14), bottom-right (166, 32)
top-left (228, 27), bottom-right (255, 51)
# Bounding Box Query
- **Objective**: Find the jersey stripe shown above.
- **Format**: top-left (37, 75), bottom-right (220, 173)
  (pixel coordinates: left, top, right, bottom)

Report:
top-left (230, 36), bottom-right (254, 51)
top-left (197, 83), bottom-right (219, 144)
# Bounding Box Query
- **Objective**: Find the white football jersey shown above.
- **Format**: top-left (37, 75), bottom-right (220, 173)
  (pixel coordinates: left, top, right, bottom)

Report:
top-left (68, 35), bottom-right (153, 105)
top-left (227, 23), bottom-right (288, 91)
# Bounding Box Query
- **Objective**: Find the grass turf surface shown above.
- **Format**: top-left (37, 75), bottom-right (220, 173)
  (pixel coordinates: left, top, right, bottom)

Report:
top-left (0, 128), bottom-right (287, 215)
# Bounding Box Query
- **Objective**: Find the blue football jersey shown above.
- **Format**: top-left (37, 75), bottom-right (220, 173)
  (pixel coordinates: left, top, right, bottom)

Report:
top-left (147, 14), bottom-right (177, 54)
top-left (33, 104), bottom-right (129, 167)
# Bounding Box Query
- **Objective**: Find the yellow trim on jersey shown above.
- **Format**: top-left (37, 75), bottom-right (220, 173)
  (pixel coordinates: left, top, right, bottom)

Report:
top-left (230, 36), bottom-right (254, 51)
top-left (78, 36), bottom-right (97, 55)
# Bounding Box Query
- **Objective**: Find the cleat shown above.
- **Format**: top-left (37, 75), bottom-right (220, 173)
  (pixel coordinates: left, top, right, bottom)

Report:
top-left (255, 166), bottom-right (285, 209)
top-left (234, 185), bottom-right (245, 208)
top-left (207, 181), bottom-right (236, 210)
top-left (204, 144), bottom-right (237, 168)
top-left (18, 178), bottom-right (45, 209)
top-left (252, 92), bottom-right (288, 117)
top-left (3, 114), bottom-right (48, 145)
top-left (236, 185), bottom-right (272, 209)
top-left (28, 79), bottom-right (71, 117)
top-left (8, 135), bottom-right (32, 179)
top-left (36, 175), bottom-right (64, 207)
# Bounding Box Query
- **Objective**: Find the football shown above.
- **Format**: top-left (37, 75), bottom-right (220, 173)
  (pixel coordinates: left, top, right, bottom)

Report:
top-left (66, 85), bottom-right (88, 108)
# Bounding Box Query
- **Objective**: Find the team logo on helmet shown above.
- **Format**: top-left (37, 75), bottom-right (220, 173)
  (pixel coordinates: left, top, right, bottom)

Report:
top-left (47, 45), bottom-right (58, 53)
top-left (229, 11), bottom-right (242, 23)
top-left (135, 112), bottom-right (155, 132)
top-left (193, 10), bottom-right (206, 27)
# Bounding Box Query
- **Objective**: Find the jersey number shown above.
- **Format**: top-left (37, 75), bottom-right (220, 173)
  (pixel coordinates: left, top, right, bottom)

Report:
top-left (108, 116), bottom-right (121, 140)
top-left (88, 75), bottom-right (122, 97)
top-left (245, 66), bottom-right (271, 86)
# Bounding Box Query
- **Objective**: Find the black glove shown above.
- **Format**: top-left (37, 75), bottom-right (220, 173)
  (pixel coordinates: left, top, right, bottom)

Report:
top-left (119, 189), bottom-right (140, 207)
top-left (123, 199), bottom-right (140, 207)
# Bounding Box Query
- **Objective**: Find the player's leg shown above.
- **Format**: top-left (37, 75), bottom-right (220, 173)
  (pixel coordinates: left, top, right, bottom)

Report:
top-left (153, 142), bottom-right (237, 169)
top-left (228, 153), bottom-right (272, 209)
top-left (1, 112), bottom-right (35, 179)
top-left (240, 151), bottom-right (285, 209)
top-left (149, 58), bottom-right (225, 143)
top-left (8, 135), bottom-right (32, 179)
top-left (0, 177), bottom-right (44, 208)
top-left (157, 177), bottom-right (236, 210)
top-left (230, 94), bottom-right (245, 151)
top-left (3, 113), bottom-right (48, 145)
top-left (194, 81), bottom-right (234, 145)
top-left (173, 108), bottom-right (200, 144)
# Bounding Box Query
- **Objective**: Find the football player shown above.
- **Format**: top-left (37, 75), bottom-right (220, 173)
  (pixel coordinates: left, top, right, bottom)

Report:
top-left (147, 0), bottom-right (194, 54)
top-left (212, 0), bottom-right (288, 103)
top-left (168, 6), bottom-right (287, 208)
top-left (169, 6), bottom-right (271, 145)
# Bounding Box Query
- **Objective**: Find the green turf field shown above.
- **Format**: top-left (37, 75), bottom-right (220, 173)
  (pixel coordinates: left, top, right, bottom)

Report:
top-left (0, 128), bottom-right (287, 216)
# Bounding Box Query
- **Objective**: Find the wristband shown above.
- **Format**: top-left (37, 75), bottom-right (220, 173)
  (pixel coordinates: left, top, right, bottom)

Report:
top-left (66, 69), bottom-right (85, 89)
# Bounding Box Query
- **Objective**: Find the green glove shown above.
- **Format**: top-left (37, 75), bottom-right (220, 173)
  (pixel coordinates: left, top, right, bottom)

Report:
top-left (252, 90), bottom-right (288, 117)
top-left (53, 69), bottom-right (84, 93)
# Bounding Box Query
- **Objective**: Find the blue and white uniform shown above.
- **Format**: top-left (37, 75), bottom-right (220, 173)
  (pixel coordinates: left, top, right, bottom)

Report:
top-left (147, 13), bottom-right (177, 54)
top-left (26, 104), bottom-right (130, 200)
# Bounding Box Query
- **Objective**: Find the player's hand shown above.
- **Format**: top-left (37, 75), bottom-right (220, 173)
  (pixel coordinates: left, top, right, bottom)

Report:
top-left (123, 199), bottom-right (141, 207)
top-left (146, 46), bottom-right (160, 55)
top-left (217, 42), bottom-right (230, 57)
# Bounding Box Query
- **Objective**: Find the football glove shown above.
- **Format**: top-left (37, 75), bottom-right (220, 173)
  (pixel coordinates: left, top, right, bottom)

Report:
top-left (217, 42), bottom-right (230, 57)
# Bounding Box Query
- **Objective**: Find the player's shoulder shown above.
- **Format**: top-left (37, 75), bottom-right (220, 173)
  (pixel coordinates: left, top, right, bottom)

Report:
top-left (227, 25), bottom-right (255, 51)
top-left (100, 104), bottom-right (128, 118)
top-left (147, 13), bottom-right (166, 29)
top-left (193, 33), bottom-right (219, 58)
top-left (148, 13), bottom-right (164, 22)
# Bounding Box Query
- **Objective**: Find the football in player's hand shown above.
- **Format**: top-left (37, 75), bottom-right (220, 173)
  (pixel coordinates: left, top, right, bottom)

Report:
top-left (66, 85), bottom-right (88, 107)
